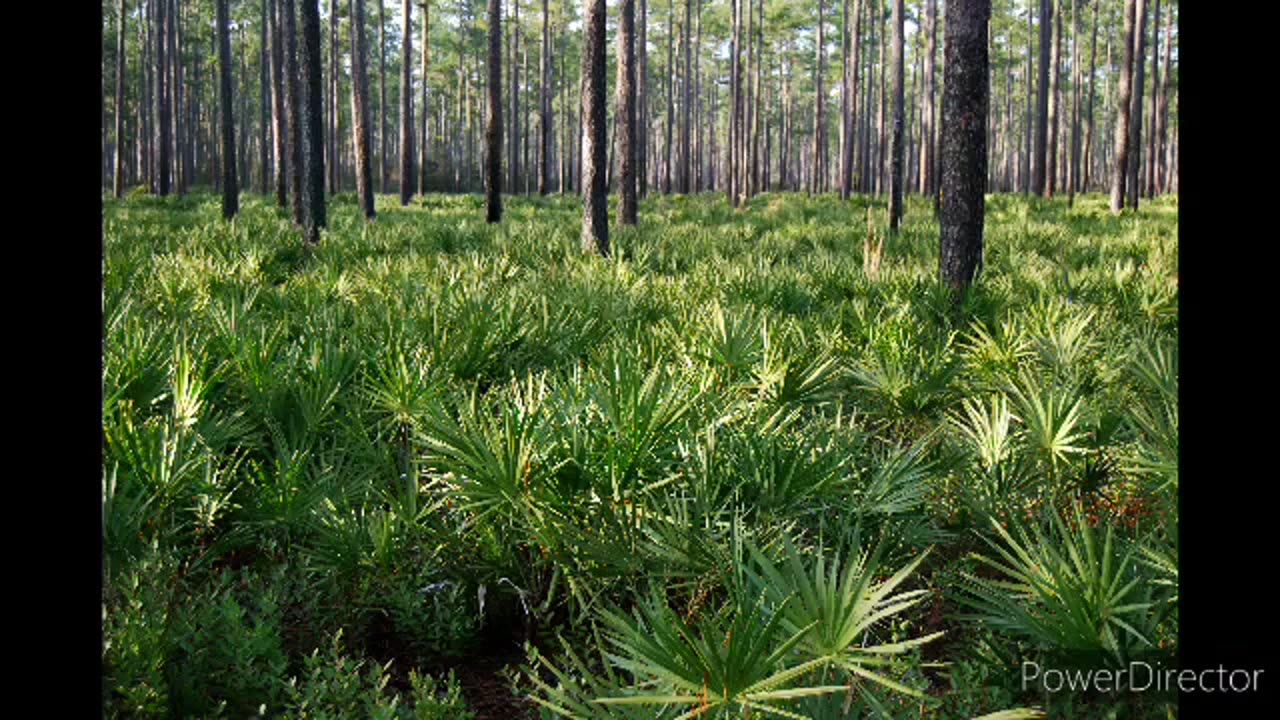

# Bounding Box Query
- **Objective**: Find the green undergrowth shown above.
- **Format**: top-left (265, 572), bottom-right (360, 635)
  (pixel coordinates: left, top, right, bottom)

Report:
top-left (103, 190), bottom-right (1177, 719)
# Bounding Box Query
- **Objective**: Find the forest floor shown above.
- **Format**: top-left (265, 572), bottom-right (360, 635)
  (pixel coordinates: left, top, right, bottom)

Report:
top-left (102, 190), bottom-right (1178, 719)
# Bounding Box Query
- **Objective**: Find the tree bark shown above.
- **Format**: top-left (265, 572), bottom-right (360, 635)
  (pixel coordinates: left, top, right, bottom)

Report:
top-left (351, 0), bottom-right (376, 217)
top-left (400, 0), bottom-right (416, 204)
top-left (114, 0), bottom-right (128, 198)
top-left (539, 0), bottom-right (552, 194)
top-left (939, 0), bottom-right (990, 295)
top-left (379, 0), bottom-right (388, 192)
top-left (216, 0), bottom-right (238, 217)
top-left (1155, 1), bottom-right (1172, 194)
top-left (271, 0), bottom-right (288, 206)
top-left (811, 0), bottom-right (825, 196)
top-left (486, 0), bottom-right (502, 221)
top-left (283, 0), bottom-right (305, 223)
top-left (618, 0), bottom-right (638, 223)
top-left (1082, 0), bottom-right (1097, 192)
top-left (581, 0), bottom-right (609, 254)
top-left (1110, 0), bottom-right (1137, 213)
top-left (1045, 0), bottom-right (1060, 198)
top-left (301, 0), bottom-right (327, 241)
top-left (1032, 0), bottom-right (1050, 195)
top-left (888, 0), bottom-right (904, 230)
top-left (638, 0), bottom-right (649, 197)
top-left (1127, 0), bottom-right (1147, 210)
top-left (420, 1), bottom-right (431, 193)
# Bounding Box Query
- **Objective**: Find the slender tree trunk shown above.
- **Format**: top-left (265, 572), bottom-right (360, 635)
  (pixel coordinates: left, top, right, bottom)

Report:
top-left (839, 0), bottom-right (850, 199)
top-left (618, 0), bottom-right (638, 223)
top-left (939, 0), bottom-right (989, 295)
top-left (420, 1), bottom-right (431, 193)
top-left (1127, 0), bottom-right (1146, 209)
top-left (663, 1), bottom-right (674, 195)
top-left (270, 0), bottom-right (288, 206)
top-left (258, 0), bottom-right (269, 194)
top-left (351, 0), bottom-right (375, 217)
top-left (1032, 0), bottom-right (1050, 195)
top-left (1082, 0), bottom-right (1097, 192)
top-left (301, 0), bottom-right (327, 241)
top-left (539, 0), bottom-right (552, 194)
top-left (379, 0), bottom-right (388, 192)
top-left (216, 0), bottom-right (238, 217)
top-left (158, 0), bottom-right (172, 195)
top-left (400, 0), bottom-right (415, 203)
top-left (888, 0), bottom-right (904, 230)
top-left (1110, 0), bottom-right (1136, 213)
top-left (922, 0), bottom-right (936, 198)
top-left (749, 0), bottom-right (762, 195)
top-left (811, 0), bottom-right (825, 196)
top-left (1156, 2), bottom-right (1171, 194)
top-left (638, 0), bottom-right (649, 197)
top-left (485, 0), bottom-right (502, 221)
top-left (1045, 0), bottom-right (1060, 198)
top-left (693, 0), bottom-right (703, 191)
top-left (115, 0), bottom-right (128, 198)
top-left (1068, 0), bottom-right (1081, 206)
top-left (581, 0), bottom-right (609, 254)
top-left (327, 0), bottom-right (336, 194)
top-left (284, 0), bottom-right (305, 223)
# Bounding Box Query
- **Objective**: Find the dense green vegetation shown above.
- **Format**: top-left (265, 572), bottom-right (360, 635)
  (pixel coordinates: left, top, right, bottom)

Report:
top-left (103, 190), bottom-right (1177, 718)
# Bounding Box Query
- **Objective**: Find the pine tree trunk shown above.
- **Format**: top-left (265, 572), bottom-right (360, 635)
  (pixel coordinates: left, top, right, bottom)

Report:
top-left (939, 0), bottom-right (990, 295)
top-left (1032, 0), bottom-right (1050, 195)
top-left (1045, 0), bottom-right (1060, 198)
top-left (638, 0), bottom-right (649, 197)
top-left (921, 0), bottom-right (935, 197)
top-left (811, 0), bottom-right (825, 196)
top-left (539, 0), bottom-right (552, 194)
top-left (663, 1), bottom-right (674, 195)
top-left (351, 0), bottom-right (375, 217)
top-left (420, 1), bottom-right (430, 193)
top-left (483, 0), bottom-right (502, 221)
top-left (1110, 0), bottom-right (1137, 213)
top-left (1082, 0), bottom-right (1097, 192)
top-left (379, 0), bottom-right (388, 192)
top-left (888, 0), bottom-right (904, 230)
top-left (581, 0), bottom-right (609, 254)
top-left (1156, 2), bottom-right (1171, 194)
top-left (400, 0), bottom-right (415, 204)
top-left (616, 0), bottom-right (638, 222)
top-left (270, 0), bottom-right (288, 206)
top-left (301, 0), bottom-right (327, 241)
top-left (1068, 0), bottom-right (1081, 206)
top-left (1127, 0), bottom-right (1146, 209)
top-left (158, 0), bottom-right (172, 195)
top-left (216, 0), bottom-right (238, 217)
top-left (284, 0), bottom-right (305, 223)
top-left (115, 0), bottom-right (128, 198)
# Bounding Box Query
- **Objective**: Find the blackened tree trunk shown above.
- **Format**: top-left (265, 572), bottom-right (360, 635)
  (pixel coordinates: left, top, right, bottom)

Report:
top-left (351, 0), bottom-right (376, 217)
top-left (216, 0), bottom-right (238, 218)
top-left (301, 0), bottom-right (327, 242)
top-left (114, 0), bottom-right (128, 198)
top-left (283, 0), bottom-right (304, 223)
top-left (539, 0), bottom-right (552, 194)
top-left (888, 0), bottom-right (904, 230)
top-left (1110, 0), bottom-right (1136, 213)
top-left (271, 0), bottom-right (288, 207)
top-left (1032, 0), bottom-right (1050, 195)
top-left (939, 0), bottom-right (990, 295)
top-left (618, 0), bottom-right (638, 223)
top-left (1126, 0), bottom-right (1147, 210)
top-left (486, 0), bottom-right (502, 222)
top-left (400, 0), bottom-right (415, 204)
top-left (581, 0), bottom-right (609, 254)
